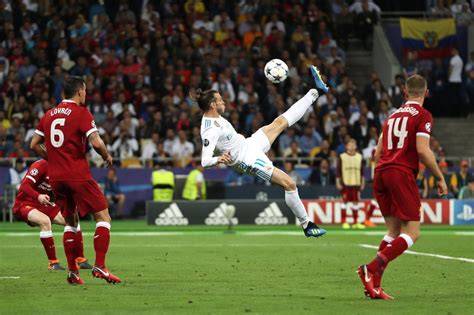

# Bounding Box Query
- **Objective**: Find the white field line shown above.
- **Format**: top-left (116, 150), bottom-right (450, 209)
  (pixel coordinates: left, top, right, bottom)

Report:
top-left (0, 276), bottom-right (20, 279)
top-left (454, 231), bottom-right (474, 236)
top-left (1, 231), bottom-right (472, 237)
top-left (1, 231), bottom-right (384, 237)
top-left (359, 244), bottom-right (474, 263)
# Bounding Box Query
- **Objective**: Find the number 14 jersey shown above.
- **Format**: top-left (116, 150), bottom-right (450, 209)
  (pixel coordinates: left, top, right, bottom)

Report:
top-left (35, 100), bottom-right (98, 182)
top-left (376, 101), bottom-right (433, 176)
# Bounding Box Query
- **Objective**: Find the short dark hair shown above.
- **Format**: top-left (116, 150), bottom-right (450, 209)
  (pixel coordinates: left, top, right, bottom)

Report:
top-left (406, 74), bottom-right (427, 97)
top-left (63, 76), bottom-right (85, 99)
top-left (193, 88), bottom-right (218, 112)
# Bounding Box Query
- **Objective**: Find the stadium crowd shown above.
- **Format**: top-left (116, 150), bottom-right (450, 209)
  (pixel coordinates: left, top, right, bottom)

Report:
top-left (0, 0), bottom-right (471, 182)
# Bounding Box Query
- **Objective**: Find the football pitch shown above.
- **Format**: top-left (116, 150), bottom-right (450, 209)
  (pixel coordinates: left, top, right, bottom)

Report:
top-left (0, 221), bottom-right (473, 314)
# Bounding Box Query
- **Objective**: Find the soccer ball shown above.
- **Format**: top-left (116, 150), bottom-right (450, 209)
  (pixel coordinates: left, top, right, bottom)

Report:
top-left (264, 59), bottom-right (289, 84)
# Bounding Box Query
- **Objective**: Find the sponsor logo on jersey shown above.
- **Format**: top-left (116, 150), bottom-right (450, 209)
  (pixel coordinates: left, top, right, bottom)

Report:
top-left (30, 168), bottom-right (38, 176)
top-left (155, 203), bottom-right (189, 226)
top-left (205, 202), bottom-right (238, 225)
top-left (425, 122), bottom-right (431, 133)
top-left (456, 204), bottom-right (474, 221)
top-left (255, 202), bottom-right (288, 225)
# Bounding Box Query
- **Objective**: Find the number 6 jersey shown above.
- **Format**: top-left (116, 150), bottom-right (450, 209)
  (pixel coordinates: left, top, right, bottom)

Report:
top-left (376, 101), bottom-right (433, 176)
top-left (35, 100), bottom-right (98, 181)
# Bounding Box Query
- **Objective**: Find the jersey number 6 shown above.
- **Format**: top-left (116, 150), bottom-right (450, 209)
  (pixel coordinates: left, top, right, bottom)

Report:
top-left (51, 118), bottom-right (66, 148)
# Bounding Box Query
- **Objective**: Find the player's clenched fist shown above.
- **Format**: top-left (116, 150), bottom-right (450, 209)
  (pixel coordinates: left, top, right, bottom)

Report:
top-left (37, 194), bottom-right (54, 206)
top-left (217, 152), bottom-right (232, 165)
top-left (437, 177), bottom-right (448, 196)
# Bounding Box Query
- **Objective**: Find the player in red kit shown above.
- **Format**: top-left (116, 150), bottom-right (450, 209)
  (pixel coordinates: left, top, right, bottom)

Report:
top-left (30, 76), bottom-right (121, 285)
top-left (13, 159), bottom-right (91, 271)
top-left (357, 75), bottom-right (447, 299)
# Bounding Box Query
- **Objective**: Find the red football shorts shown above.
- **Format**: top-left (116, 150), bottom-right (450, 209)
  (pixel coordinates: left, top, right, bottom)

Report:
top-left (341, 186), bottom-right (360, 202)
top-left (13, 202), bottom-right (61, 226)
top-left (373, 168), bottom-right (421, 221)
top-left (50, 180), bottom-right (108, 217)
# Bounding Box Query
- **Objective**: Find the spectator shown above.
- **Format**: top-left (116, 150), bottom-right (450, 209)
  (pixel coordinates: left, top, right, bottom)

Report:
top-left (5, 158), bottom-right (26, 187)
top-left (101, 168), bottom-right (126, 218)
top-left (448, 48), bottom-right (465, 117)
top-left (458, 174), bottom-right (474, 199)
top-left (283, 141), bottom-right (303, 160)
top-left (353, 0), bottom-right (378, 50)
top-left (454, 2), bottom-right (474, 26)
top-left (182, 164), bottom-right (207, 200)
top-left (112, 131), bottom-right (139, 159)
top-left (309, 158), bottom-right (335, 186)
top-left (171, 130), bottom-right (194, 167)
top-left (451, 160), bottom-right (471, 197)
top-left (298, 126), bottom-right (323, 156)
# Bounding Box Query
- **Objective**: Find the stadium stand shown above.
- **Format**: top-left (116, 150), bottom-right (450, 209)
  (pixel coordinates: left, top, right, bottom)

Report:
top-left (0, 0), bottom-right (473, 218)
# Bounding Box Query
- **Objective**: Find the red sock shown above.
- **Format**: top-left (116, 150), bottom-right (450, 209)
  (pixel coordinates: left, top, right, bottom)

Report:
top-left (75, 228), bottom-right (85, 258)
top-left (40, 231), bottom-right (57, 260)
top-left (63, 229), bottom-right (78, 271)
top-left (373, 235), bottom-right (394, 287)
top-left (94, 222), bottom-right (111, 268)
top-left (367, 234), bottom-right (413, 274)
top-left (353, 209), bottom-right (359, 224)
top-left (341, 204), bottom-right (347, 224)
top-left (367, 203), bottom-right (376, 219)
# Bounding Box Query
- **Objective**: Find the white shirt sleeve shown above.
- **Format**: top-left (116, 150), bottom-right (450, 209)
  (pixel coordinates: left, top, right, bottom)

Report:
top-left (201, 126), bottom-right (220, 168)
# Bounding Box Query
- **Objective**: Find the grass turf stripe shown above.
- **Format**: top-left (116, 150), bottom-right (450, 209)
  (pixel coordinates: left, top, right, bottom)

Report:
top-left (1, 230), bottom-right (473, 237)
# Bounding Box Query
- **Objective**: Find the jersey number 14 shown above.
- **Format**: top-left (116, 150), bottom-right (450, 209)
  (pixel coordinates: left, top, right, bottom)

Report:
top-left (386, 117), bottom-right (408, 150)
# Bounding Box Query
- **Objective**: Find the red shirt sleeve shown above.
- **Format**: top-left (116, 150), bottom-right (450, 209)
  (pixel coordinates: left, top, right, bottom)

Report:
top-left (20, 161), bottom-right (47, 200)
top-left (34, 115), bottom-right (45, 137)
top-left (416, 110), bottom-right (433, 139)
top-left (79, 109), bottom-right (98, 138)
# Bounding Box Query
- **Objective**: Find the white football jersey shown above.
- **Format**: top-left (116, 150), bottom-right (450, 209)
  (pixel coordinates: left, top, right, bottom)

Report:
top-left (200, 116), bottom-right (246, 167)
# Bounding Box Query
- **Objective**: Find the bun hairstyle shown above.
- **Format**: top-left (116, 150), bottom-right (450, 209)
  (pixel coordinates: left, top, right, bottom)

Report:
top-left (194, 88), bottom-right (218, 112)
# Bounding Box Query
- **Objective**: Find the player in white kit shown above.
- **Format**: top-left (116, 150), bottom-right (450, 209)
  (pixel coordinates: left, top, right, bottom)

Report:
top-left (199, 66), bottom-right (329, 237)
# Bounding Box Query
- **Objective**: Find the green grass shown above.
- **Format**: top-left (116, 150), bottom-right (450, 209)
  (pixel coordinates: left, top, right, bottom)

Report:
top-left (0, 222), bottom-right (473, 314)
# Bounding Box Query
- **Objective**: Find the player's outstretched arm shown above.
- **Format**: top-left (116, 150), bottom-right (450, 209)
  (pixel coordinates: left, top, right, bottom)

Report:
top-left (30, 134), bottom-right (48, 160)
top-left (89, 131), bottom-right (113, 167)
top-left (416, 136), bottom-right (448, 196)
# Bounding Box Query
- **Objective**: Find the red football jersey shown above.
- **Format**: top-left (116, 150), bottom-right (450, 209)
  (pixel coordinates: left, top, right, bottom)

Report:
top-left (14, 159), bottom-right (51, 206)
top-left (35, 100), bottom-right (98, 181)
top-left (376, 101), bottom-right (433, 175)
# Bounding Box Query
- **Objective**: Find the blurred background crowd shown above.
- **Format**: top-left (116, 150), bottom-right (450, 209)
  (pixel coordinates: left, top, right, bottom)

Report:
top-left (0, 0), bottom-right (473, 197)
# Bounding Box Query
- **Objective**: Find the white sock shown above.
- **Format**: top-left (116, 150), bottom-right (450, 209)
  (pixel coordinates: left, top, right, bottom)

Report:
top-left (96, 222), bottom-right (111, 230)
top-left (64, 225), bottom-right (77, 233)
top-left (285, 189), bottom-right (309, 228)
top-left (282, 89), bottom-right (318, 126)
top-left (39, 230), bottom-right (53, 238)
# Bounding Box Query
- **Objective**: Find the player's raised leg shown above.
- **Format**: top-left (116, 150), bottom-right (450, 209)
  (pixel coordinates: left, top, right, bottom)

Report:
top-left (262, 89), bottom-right (319, 145)
top-left (27, 209), bottom-right (65, 271)
top-left (91, 209), bottom-right (121, 284)
top-left (271, 168), bottom-right (326, 237)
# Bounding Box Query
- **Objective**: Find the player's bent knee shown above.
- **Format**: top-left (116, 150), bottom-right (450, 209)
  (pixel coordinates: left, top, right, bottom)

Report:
top-left (93, 209), bottom-right (111, 223)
